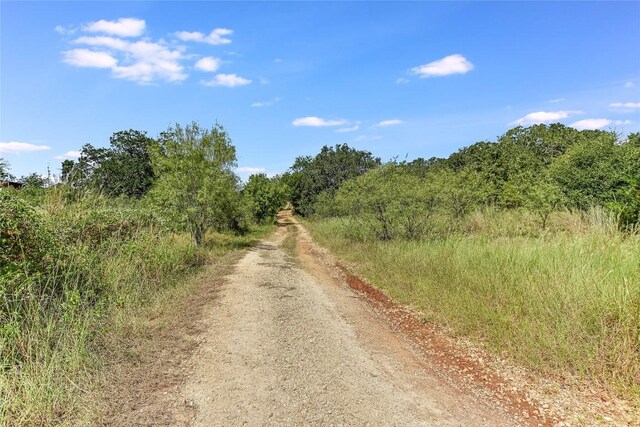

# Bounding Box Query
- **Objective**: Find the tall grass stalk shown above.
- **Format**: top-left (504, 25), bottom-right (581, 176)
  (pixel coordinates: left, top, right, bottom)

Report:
top-left (307, 210), bottom-right (640, 399)
top-left (1, 189), bottom-right (271, 425)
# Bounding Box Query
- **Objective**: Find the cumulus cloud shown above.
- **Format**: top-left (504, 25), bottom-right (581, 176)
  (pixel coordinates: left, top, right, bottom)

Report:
top-left (73, 35), bottom-right (129, 50)
top-left (336, 125), bottom-right (360, 133)
top-left (292, 117), bottom-right (347, 127)
top-left (609, 102), bottom-right (640, 112)
top-left (237, 167), bottom-right (266, 174)
top-left (375, 119), bottom-right (403, 127)
top-left (59, 19), bottom-right (244, 85)
top-left (410, 54), bottom-right (473, 78)
top-left (68, 36), bottom-right (186, 83)
top-left (175, 28), bottom-right (233, 45)
top-left (114, 41), bottom-right (186, 83)
top-left (202, 73), bottom-right (251, 87)
top-left (511, 110), bottom-right (582, 125)
top-left (84, 18), bottom-right (145, 37)
top-left (0, 142), bottom-right (51, 154)
top-left (63, 48), bottom-right (118, 68)
top-left (570, 118), bottom-right (614, 130)
top-left (55, 150), bottom-right (81, 160)
top-left (195, 57), bottom-right (221, 72)
top-left (569, 119), bottom-right (630, 130)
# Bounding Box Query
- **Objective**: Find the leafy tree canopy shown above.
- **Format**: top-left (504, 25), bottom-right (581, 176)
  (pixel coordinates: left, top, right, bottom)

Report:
top-left (63, 129), bottom-right (155, 198)
top-left (285, 143), bottom-right (381, 216)
top-left (148, 122), bottom-right (241, 245)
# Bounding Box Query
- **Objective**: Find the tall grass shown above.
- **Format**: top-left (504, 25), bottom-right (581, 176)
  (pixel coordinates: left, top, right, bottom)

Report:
top-left (0, 189), bottom-right (268, 425)
top-left (306, 209), bottom-right (640, 399)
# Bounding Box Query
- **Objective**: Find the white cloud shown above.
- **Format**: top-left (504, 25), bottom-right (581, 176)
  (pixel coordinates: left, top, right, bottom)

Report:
top-left (195, 57), bottom-right (221, 72)
top-left (292, 117), bottom-right (347, 127)
top-left (69, 37), bottom-right (186, 83)
top-left (175, 28), bottom-right (233, 45)
top-left (336, 125), bottom-right (360, 133)
top-left (202, 74), bottom-right (251, 87)
top-left (396, 78), bottom-right (410, 84)
top-left (113, 41), bottom-right (186, 83)
top-left (274, 58), bottom-right (283, 63)
top-left (609, 102), bottom-right (640, 112)
top-left (625, 82), bottom-right (635, 88)
top-left (511, 110), bottom-right (582, 125)
top-left (549, 98), bottom-right (565, 104)
top-left (375, 119), bottom-right (403, 127)
top-left (237, 167), bottom-right (266, 174)
top-left (60, 20), bottom-right (242, 85)
top-left (0, 141), bottom-right (51, 154)
top-left (84, 18), bottom-right (145, 37)
top-left (570, 118), bottom-right (612, 130)
top-left (73, 35), bottom-right (129, 50)
top-left (251, 97), bottom-right (282, 108)
top-left (410, 54), bottom-right (473, 78)
top-left (63, 49), bottom-right (118, 68)
top-left (55, 150), bottom-right (81, 160)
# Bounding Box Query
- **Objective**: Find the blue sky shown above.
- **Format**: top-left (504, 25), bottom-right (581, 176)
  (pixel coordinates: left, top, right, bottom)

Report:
top-left (1, 1), bottom-right (639, 180)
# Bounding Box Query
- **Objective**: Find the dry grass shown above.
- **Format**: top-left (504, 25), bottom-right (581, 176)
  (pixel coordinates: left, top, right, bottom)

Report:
top-left (306, 209), bottom-right (640, 401)
top-left (0, 189), bottom-right (272, 426)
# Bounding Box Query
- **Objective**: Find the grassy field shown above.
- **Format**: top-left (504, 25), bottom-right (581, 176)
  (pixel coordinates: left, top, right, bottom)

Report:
top-left (0, 189), bottom-right (272, 426)
top-left (305, 210), bottom-right (640, 400)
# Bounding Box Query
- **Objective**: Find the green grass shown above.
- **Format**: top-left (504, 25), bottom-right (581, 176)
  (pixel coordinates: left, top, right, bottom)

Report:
top-left (305, 212), bottom-right (640, 400)
top-left (0, 190), bottom-right (272, 426)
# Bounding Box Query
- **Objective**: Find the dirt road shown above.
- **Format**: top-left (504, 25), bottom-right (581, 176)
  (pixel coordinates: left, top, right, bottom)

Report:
top-left (98, 210), bottom-right (637, 426)
top-left (174, 212), bottom-right (521, 426)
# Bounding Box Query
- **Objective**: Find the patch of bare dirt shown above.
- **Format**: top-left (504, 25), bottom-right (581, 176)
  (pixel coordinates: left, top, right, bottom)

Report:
top-left (90, 254), bottom-right (242, 426)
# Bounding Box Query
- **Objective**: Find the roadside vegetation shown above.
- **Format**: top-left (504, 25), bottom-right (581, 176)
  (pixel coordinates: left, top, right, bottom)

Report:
top-left (2, 121), bottom-right (638, 423)
top-left (0, 122), bottom-right (286, 425)
top-left (287, 124), bottom-right (640, 400)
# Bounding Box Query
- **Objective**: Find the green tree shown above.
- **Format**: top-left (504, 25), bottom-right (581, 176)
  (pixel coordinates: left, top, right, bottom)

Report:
top-left (148, 122), bottom-right (239, 245)
top-left (19, 172), bottom-right (48, 188)
top-left (63, 143), bottom-right (109, 191)
top-left (286, 144), bottom-right (380, 216)
top-left (61, 130), bottom-right (155, 198)
top-left (60, 159), bottom-right (75, 182)
top-left (548, 131), bottom-right (624, 209)
top-left (0, 158), bottom-right (15, 182)
top-left (243, 174), bottom-right (287, 224)
top-left (334, 165), bottom-right (444, 240)
top-left (613, 133), bottom-right (640, 225)
top-left (102, 130), bottom-right (155, 198)
top-left (524, 178), bottom-right (566, 229)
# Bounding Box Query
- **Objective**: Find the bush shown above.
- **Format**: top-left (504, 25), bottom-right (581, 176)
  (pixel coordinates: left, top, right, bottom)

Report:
top-left (1, 192), bottom-right (59, 318)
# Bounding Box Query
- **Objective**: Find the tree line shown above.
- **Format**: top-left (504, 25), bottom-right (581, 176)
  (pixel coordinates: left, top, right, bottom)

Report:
top-left (3, 122), bottom-right (639, 244)
top-left (2, 122), bottom-right (289, 246)
top-left (281, 124), bottom-right (639, 239)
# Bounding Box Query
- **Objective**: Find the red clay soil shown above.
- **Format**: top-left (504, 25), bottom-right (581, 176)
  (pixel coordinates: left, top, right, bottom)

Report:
top-left (341, 271), bottom-right (558, 426)
top-left (298, 228), bottom-right (562, 427)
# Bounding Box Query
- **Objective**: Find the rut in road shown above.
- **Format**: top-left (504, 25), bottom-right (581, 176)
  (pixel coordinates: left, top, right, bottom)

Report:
top-left (177, 213), bottom-right (515, 426)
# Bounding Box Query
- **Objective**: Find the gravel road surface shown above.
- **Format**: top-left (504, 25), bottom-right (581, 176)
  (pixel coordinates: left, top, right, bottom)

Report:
top-left (179, 215), bottom-right (513, 426)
